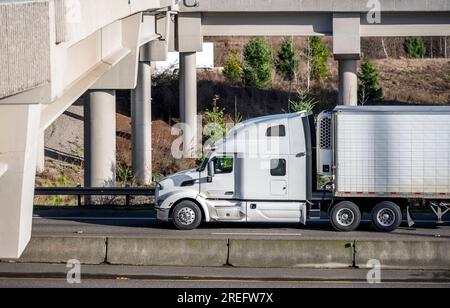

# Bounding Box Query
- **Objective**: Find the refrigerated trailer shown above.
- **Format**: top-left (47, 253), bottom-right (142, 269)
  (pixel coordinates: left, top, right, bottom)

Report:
top-left (155, 106), bottom-right (450, 232)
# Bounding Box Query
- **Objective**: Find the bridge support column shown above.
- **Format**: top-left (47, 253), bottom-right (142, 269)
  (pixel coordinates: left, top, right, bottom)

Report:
top-left (36, 132), bottom-right (45, 173)
top-left (333, 13), bottom-right (360, 106)
top-left (179, 52), bottom-right (197, 157)
top-left (131, 61), bottom-right (152, 186)
top-left (179, 54), bottom-right (186, 122)
top-left (338, 59), bottom-right (358, 106)
top-left (177, 12), bottom-right (202, 158)
top-left (84, 90), bottom-right (116, 188)
top-left (0, 104), bottom-right (41, 258)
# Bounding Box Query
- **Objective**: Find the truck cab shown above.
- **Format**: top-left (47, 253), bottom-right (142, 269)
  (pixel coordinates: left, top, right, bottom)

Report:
top-left (155, 111), bottom-right (315, 230)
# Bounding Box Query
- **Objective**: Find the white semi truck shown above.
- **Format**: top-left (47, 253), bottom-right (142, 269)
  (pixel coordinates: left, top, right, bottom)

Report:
top-left (155, 106), bottom-right (450, 232)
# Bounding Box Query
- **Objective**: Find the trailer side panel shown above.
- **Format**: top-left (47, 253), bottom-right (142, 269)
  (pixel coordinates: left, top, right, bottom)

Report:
top-left (334, 108), bottom-right (450, 199)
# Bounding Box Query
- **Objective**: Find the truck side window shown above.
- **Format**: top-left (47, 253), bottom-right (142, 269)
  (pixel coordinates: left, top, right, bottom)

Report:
top-left (270, 159), bottom-right (286, 176)
top-left (266, 125), bottom-right (286, 137)
top-left (214, 157), bottom-right (233, 174)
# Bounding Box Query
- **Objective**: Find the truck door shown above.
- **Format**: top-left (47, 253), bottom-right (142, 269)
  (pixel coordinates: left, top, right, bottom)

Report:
top-left (200, 156), bottom-right (235, 199)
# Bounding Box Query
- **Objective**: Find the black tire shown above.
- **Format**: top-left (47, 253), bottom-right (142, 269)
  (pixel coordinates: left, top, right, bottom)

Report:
top-left (330, 201), bottom-right (361, 232)
top-left (172, 200), bottom-right (202, 230)
top-left (371, 201), bottom-right (402, 232)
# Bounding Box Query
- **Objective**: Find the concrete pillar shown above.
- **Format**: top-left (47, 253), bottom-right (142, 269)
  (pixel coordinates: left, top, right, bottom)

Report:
top-left (0, 104), bottom-right (41, 258)
top-left (179, 52), bottom-right (197, 157)
top-left (131, 62), bottom-right (152, 186)
top-left (179, 54), bottom-right (186, 122)
top-left (84, 90), bottom-right (116, 188)
top-left (338, 59), bottom-right (358, 106)
top-left (36, 132), bottom-right (45, 173)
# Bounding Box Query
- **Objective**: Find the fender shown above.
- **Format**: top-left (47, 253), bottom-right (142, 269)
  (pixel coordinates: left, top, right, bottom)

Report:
top-left (195, 195), bottom-right (211, 222)
top-left (160, 190), bottom-right (211, 222)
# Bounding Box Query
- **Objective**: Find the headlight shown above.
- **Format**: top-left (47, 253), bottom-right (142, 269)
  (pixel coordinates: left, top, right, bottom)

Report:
top-left (157, 199), bottom-right (164, 206)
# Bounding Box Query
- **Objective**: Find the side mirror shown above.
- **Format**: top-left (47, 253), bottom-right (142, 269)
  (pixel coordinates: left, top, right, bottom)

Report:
top-left (207, 160), bottom-right (215, 183)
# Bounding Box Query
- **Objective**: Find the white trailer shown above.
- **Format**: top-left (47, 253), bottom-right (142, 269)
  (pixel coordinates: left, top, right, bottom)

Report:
top-left (155, 106), bottom-right (450, 232)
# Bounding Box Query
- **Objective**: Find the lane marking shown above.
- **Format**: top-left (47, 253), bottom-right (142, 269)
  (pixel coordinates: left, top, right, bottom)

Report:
top-left (211, 232), bottom-right (302, 236)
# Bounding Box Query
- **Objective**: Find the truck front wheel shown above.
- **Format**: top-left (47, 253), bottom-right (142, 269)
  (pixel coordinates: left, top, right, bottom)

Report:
top-left (371, 202), bottom-right (402, 232)
top-left (172, 200), bottom-right (202, 230)
top-left (330, 201), bottom-right (361, 232)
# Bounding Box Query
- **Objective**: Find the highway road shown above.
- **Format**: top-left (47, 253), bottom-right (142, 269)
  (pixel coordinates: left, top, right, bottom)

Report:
top-left (0, 207), bottom-right (446, 288)
top-left (0, 263), bottom-right (449, 288)
top-left (32, 207), bottom-right (450, 240)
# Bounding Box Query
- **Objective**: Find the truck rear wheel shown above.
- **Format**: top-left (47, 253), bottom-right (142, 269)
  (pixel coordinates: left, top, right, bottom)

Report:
top-left (330, 201), bottom-right (361, 232)
top-left (172, 200), bottom-right (202, 230)
top-left (371, 201), bottom-right (402, 232)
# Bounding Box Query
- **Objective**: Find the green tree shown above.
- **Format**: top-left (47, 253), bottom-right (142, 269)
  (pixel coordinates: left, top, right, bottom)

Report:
top-left (223, 48), bottom-right (242, 84)
top-left (289, 89), bottom-right (317, 113)
top-left (358, 60), bottom-right (383, 103)
top-left (204, 95), bottom-right (227, 143)
top-left (242, 37), bottom-right (274, 89)
top-left (404, 37), bottom-right (425, 59)
top-left (309, 37), bottom-right (329, 81)
top-left (275, 38), bottom-right (298, 110)
top-left (276, 38), bottom-right (298, 83)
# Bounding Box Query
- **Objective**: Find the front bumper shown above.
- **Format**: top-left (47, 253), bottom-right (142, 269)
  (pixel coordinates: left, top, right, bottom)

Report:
top-left (156, 207), bottom-right (170, 221)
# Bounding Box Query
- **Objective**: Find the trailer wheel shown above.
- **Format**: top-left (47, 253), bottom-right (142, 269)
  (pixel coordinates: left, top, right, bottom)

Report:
top-left (172, 200), bottom-right (202, 230)
top-left (371, 202), bottom-right (402, 232)
top-left (330, 201), bottom-right (361, 232)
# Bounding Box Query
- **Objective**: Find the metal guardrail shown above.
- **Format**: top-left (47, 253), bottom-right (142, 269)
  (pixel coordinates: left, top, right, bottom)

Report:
top-left (34, 187), bottom-right (156, 206)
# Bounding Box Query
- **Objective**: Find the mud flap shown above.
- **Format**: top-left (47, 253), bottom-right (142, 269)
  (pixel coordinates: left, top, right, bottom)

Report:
top-left (300, 203), bottom-right (308, 225)
top-left (407, 206), bottom-right (415, 228)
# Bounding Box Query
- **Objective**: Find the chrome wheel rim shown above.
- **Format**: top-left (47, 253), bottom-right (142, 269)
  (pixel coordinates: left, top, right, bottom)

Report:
top-left (177, 207), bottom-right (196, 226)
top-left (336, 208), bottom-right (355, 227)
top-left (376, 208), bottom-right (395, 227)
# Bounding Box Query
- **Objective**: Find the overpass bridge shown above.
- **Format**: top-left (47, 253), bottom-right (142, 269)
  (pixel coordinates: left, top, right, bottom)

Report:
top-left (0, 0), bottom-right (450, 258)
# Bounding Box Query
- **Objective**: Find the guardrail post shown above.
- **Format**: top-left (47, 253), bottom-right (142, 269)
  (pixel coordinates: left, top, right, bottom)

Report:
top-left (77, 185), bottom-right (82, 207)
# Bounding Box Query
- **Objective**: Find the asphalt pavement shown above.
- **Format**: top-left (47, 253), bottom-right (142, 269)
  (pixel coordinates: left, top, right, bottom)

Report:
top-left (0, 263), bottom-right (449, 288)
top-left (32, 207), bottom-right (450, 240)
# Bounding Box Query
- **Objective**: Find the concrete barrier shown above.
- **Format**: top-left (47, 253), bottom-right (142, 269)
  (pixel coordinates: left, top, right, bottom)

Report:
top-left (107, 238), bottom-right (228, 267)
top-left (8, 236), bottom-right (107, 265)
top-left (355, 241), bottom-right (450, 270)
top-left (228, 239), bottom-right (354, 268)
top-left (4, 236), bottom-right (450, 270)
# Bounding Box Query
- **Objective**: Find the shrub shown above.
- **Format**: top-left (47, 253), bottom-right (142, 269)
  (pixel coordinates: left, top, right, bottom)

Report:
top-left (289, 89), bottom-right (318, 113)
top-left (242, 37), bottom-right (274, 89)
top-left (358, 60), bottom-right (383, 103)
top-left (116, 162), bottom-right (134, 186)
top-left (309, 37), bottom-right (329, 81)
top-left (275, 37), bottom-right (298, 83)
top-left (404, 37), bottom-right (425, 59)
top-left (204, 95), bottom-right (227, 143)
top-left (223, 48), bottom-right (242, 84)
